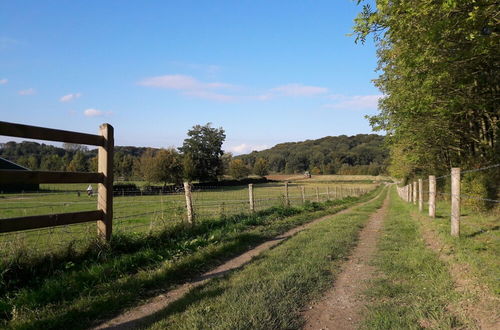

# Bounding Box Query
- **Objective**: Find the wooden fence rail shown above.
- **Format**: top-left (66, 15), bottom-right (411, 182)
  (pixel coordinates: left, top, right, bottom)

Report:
top-left (0, 121), bottom-right (114, 241)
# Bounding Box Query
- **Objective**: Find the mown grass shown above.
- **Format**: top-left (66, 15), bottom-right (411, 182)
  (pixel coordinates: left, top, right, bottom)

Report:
top-left (416, 200), bottom-right (500, 296)
top-left (361, 187), bottom-right (473, 329)
top-left (135, 187), bottom-right (388, 329)
top-left (0, 186), bottom-right (382, 330)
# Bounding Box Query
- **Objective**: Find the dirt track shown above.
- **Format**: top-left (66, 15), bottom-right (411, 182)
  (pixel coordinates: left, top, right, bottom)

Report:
top-left (93, 191), bottom-right (384, 329)
top-left (302, 193), bottom-right (389, 329)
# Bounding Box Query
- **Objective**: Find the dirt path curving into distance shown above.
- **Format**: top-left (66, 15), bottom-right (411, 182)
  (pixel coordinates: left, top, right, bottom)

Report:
top-left (93, 189), bottom-right (386, 330)
top-left (302, 193), bottom-right (390, 330)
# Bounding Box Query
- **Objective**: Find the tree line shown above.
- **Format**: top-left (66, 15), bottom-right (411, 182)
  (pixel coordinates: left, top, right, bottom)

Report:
top-left (353, 0), bottom-right (499, 178)
top-left (1, 127), bottom-right (388, 185)
top-left (353, 0), bottom-right (499, 208)
top-left (236, 134), bottom-right (388, 176)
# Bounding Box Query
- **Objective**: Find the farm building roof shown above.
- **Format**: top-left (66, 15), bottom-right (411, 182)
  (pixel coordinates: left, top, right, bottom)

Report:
top-left (0, 157), bottom-right (31, 170)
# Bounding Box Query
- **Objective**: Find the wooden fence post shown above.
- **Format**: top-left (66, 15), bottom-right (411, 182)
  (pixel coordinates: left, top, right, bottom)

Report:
top-left (451, 168), bottom-right (460, 237)
top-left (413, 181), bottom-right (417, 205)
top-left (418, 179), bottom-right (423, 212)
top-left (97, 123), bottom-right (113, 241)
top-left (301, 186), bottom-right (305, 204)
top-left (184, 182), bottom-right (194, 224)
top-left (315, 187), bottom-right (320, 202)
top-left (429, 175), bottom-right (436, 218)
top-left (248, 183), bottom-right (255, 212)
top-left (284, 181), bottom-right (290, 207)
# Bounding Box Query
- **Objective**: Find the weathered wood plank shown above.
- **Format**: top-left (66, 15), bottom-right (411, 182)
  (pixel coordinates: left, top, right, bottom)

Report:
top-left (0, 210), bottom-right (103, 233)
top-left (0, 121), bottom-right (104, 146)
top-left (0, 170), bottom-right (104, 184)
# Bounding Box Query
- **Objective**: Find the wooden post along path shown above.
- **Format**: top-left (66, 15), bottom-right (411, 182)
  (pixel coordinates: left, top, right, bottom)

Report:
top-left (429, 175), bottom-right (436, 218)
top-left (184, 182), bottom-right (194, 224)
top-left (284, 181), bottom-right (290, 207)
top-left (451, 168), bottom-right (460, 237)
top-left (413, 181), bottom-right (417, 205)
top-left (418, 178), bottom-right (423, 212)
top-left (248, 184), bottom-right (255, 212)
top-left (301, 186), bottom-right (306, 204)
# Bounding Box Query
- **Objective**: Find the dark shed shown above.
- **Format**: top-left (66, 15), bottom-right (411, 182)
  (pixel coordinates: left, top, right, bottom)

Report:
top-left (0, 157), bottom-right (40, 193)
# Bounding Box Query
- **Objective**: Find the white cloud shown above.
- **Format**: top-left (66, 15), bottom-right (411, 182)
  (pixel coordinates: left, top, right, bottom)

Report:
top-left (138, 74), bottom-right (236, 102)
top-left (228, 143), bottom-right (269, 155)
top-left (323, 94), bottom-right (382, 110)
top-left (270, 84), bottom-right (328, 97)
top-left (255, 83), bottom-right (328, 101)
top-left (83, 108), bottom-right (112, 117)
top-left (18, 88), bottom-right (36, 95)
top-left (0, 78), bottom-right (7, 85)
top-left (60, 92), bottom-right (82, 102)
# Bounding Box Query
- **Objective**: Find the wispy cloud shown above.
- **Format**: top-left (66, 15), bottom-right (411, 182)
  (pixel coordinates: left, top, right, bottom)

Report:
top-left (270, 84), bottom-right (328, 97)
top-left (0, 37), bottom-right (24, 51)
top-left (169, 61), bottom-right (221, 76)
top-left (228, 143), bottom-right (269, 155)
top-left (83, 108), bottom-right (112, 117)
top-left (18, 88), bottom-right (36, 95)
top-left (323, 94), bottom-right (382, 110)
top-left (0, 78), bottom-right (7, 85)
top-left (60, 92), bottom-right (82, 102)
top-left (255, 83), bottom-right (328, 101)
top-left (138, 74), bottom-right (237, 102)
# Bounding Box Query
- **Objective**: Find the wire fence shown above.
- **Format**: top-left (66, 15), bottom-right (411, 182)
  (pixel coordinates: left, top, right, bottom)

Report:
top-left (0, 182), bottom-right (376, 259)
top-left (397, 163), bottom-right (500, 237)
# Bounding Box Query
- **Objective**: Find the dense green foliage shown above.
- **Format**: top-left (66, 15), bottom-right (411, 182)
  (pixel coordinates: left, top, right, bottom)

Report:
top-left (0, 141), bottom-right (148, 179)
top-left (178, 123), bottom-right (226, 182)
top-left (353, 0), bottom-right (499, 179)
top-left (0, 123), bottom-right (226, 183)
top-left (237, 134), bottom-right (388, 175)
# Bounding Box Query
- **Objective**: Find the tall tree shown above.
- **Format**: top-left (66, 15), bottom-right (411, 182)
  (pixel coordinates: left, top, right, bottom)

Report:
top-left (137, 148), bottom-right (182, 185)
top-left (229, 159), bottom-right (250, 179)
top-left (178, 123), bottom-right (226, 182)
top-left (253, 158), bottom-right (269, 177)
top-left (353, 0), bottom-right (499, 179)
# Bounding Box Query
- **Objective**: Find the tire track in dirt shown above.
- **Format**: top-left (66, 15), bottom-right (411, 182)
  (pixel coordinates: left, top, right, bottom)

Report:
top-left (93, 189), bottom-right (386, 330)
top-left (301, 193), bottom-right (390, 330)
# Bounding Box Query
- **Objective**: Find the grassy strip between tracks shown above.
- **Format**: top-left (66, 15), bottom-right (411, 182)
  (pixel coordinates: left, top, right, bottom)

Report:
top-left (360, 188), bottom-right (475, 329)
top-left (137, 188), bottom-right (388, 329)
top-left (1, 186), bottom-right (383, 330)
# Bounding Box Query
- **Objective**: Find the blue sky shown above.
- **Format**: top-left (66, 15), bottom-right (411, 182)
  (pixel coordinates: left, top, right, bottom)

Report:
top-left (0, 0), bottom-right (380, 154)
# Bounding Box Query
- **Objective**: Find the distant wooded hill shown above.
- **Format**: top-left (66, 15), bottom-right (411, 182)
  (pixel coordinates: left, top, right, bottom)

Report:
top-left (0, 133), bottom-right (388, 178)
top-left (236, 134), bottom-right (388, 175)
top-left (0, 141), bottom-right (149, 179)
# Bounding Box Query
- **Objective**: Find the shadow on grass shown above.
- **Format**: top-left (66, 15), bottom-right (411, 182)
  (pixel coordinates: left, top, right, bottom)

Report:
top-left (104, 284), bottom-right (227, 330)
top-left (465, 225), bottom-right (499, 238)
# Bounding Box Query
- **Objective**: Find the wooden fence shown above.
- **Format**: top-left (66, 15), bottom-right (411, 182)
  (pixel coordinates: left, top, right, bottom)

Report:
top-left (396, 165), bottom-right (500, 237)
top-left (0, 121), bottom-right (114, 240)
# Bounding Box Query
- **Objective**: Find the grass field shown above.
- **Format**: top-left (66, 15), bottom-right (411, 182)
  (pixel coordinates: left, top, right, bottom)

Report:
top-left (141, 186), bottom-right (388, 329)
top-left (0, 180), bottom-right (376, 259)
top-left (0, 185), bottom-right (383, 329)
top-left (361, 187), bottom-right (499, 329)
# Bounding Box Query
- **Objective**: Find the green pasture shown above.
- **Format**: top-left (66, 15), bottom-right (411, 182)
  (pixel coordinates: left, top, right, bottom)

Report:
top-left (0, 181), bottom-right (377, 258)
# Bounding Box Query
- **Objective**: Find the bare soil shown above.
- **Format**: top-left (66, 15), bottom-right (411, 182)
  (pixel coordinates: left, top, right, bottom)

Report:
top-left (416, 213), bottom-right (500, 330)
top-left (93, 192), bottom-right (383, 330)
top-left (301, 194), bottom-right (389, 330)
